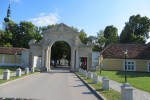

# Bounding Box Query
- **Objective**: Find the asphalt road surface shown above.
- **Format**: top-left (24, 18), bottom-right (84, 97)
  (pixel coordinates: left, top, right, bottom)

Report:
top-left (0, 67), bottom-right (99, 100)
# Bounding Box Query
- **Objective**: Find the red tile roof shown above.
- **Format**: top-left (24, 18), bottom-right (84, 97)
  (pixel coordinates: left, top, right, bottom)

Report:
top-left (0, 47), bottom-right (27, 55)
top-left (101, 44), bottom-right (150, 59)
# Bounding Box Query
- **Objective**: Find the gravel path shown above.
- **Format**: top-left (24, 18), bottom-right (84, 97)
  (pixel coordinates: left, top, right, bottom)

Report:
top-left (98, 75), bottom-right (150, 100)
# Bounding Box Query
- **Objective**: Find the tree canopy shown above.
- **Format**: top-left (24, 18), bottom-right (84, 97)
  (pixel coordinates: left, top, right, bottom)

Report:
top-left (103, 25), bottom-right (119, 46)
top-left (5, 21), bottom-right (42, 48)
top-left (120, 14), bottom-right (150, 44)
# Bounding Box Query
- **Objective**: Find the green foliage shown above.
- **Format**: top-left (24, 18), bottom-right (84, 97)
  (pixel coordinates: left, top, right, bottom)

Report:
top-left (103, 25), bottom-right (119, 46)
top-left (87, 35), bottom-right (101, 51)
top-left (79, 29), bottom-right (88, 44)
top-left (51, 41), bottom-right (71, 65)
top-left (120, 14), bottom-right (150, 44)
top-left (39, 24), bottom-right (57, 32)
top-left (96, 30), bottom-right (106, 50)
top-left (5, 21), bottom-right (42, 48)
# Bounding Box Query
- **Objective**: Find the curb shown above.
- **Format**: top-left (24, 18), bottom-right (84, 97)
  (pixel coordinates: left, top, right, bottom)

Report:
top-left (0, 72), bottom-right (40, 87)
top-left (75, 72), bottom-right (106, 100)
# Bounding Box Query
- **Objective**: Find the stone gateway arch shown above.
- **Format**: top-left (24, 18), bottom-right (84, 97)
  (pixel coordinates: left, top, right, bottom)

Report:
top-left (27, 23), bottom-right (93, 72)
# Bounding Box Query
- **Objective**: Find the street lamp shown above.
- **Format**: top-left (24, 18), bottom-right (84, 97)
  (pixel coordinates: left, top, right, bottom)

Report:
top-left (124, 49), bottom-right (128, 83)
top-left (99, 55), bottom-right (102, 74)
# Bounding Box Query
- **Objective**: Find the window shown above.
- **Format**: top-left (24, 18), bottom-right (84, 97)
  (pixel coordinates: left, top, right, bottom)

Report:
top-left (125, 61), bottom-right (135, 71)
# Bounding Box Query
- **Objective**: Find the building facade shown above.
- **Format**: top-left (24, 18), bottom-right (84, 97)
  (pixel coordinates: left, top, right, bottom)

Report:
top-left (100, 44), bottom-right (150, 72)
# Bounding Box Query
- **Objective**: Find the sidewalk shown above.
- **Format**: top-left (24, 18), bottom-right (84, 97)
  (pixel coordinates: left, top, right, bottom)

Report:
top-left (98, 75), bottom-right (150, 100)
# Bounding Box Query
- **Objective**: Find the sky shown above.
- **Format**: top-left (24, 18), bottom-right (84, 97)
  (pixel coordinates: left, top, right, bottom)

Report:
top-left (0, 0), bottom-right (150, 41)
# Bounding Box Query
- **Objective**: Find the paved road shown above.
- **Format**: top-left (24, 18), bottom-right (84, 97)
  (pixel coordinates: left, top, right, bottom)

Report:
top-left (0, 68), bottom-right (99, 100)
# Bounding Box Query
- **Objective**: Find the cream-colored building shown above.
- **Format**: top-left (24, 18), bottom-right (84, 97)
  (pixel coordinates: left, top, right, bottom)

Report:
top-left (100, 44), bottom-right (150, 72)
top-left (26, 23), bottom-right (94, 72)
top-left (0, 47), bottom-right (26, 66)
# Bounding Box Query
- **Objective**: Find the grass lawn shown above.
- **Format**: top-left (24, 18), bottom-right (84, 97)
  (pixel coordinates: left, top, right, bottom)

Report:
top-left (0, 66), bottom-right (22, 74)
top-left (0, 73), bottom-right (35, 84)
top-left (77, 72), bottom-right (120, 100)
top-left (96, 70), bottom-right (150, 92)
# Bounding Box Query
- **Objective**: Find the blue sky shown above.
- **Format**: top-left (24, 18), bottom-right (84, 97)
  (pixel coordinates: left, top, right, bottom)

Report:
top-left (0, 0), bottom-right (150, 39)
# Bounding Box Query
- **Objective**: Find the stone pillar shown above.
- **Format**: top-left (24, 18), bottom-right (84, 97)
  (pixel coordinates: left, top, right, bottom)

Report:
top-left (102, 76), bottom-right (110, 90)
top-left (71, 47), bottom-right (75, 71)
top-left (45, 49), bottom-right (48, 71)
top-left (16, 68), bottom-right (21, 77)
top-left (48, 48), bottom-right (51, 71)
top-left (3, 69), bottom-right (10, 80)
top-left (41, 49), bottom-right (45, 71)
top-left (93, 73), bottom-right (98, 84)
top-left (25, 67), bottom-right (29, 74)
top-left (75, 48), bottom-right (79, 71)
top-left (121, 83), bottom-right (134, 100)
top-left (31, 55), bottom-right (34, 72)
top-left (31, 67), bottom-right (34, 73)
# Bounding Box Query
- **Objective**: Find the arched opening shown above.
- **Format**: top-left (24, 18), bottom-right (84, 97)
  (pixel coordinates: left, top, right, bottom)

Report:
top-left (51, 41), bottom-right (71, 68)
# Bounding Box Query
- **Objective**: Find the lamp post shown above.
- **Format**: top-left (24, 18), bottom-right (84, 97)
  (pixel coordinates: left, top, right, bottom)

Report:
top-left (124, 50), bottom-right (128, 83)
top-left (99, 55), bottom-right (102, 74)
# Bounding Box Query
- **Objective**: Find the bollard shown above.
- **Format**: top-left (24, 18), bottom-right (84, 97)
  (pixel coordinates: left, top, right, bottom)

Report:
top-left (16, 68), bottom-right (21, 77)
top-left (83, 70), bottom-right (86, 76)
top-left (85, 71), bottom-right (88, 78)
top-left (81, 69), bottom-right (84, 75)
top-left (102, 76), bottom-right (110, 90)
top-left (79, 68), bottom-right (81, 73)
top-left (31, 67), bottom-right (34, 73)
top-left (25, 67), bottom-right (29, 74)
top-left (87, 72), bottom-right (92, 79)
top-left (3, 69), bottom-right (10, 80)
top-left (84, 70), bottom-right (87, 77)
top-left (121, 83), bottom-right (134, 100)
top-left (93, 73), bottom-right (98, 84)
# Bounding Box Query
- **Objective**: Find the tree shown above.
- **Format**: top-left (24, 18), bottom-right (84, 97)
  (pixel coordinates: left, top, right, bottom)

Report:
top-left (51, 41), bottom-right (71, 66)
top-left (79, 29), bottom-right (88, 44)
top-left (120, 14), bottom-right (150, 44)
top-left (6, 21), bottom-right (42, 48)
top-left (87, 35), bottom-right (97, 43)
top-left (103, 25), bottom-right (119, 46)
top-left (0, 30), bottom-right (12, 47)
top-left (96, 30), bottom-right (106, 49)
top-left (39, 24), bottom-right (57, 33)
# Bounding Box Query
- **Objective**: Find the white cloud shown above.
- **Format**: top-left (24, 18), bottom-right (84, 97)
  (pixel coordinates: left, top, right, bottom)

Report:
top-left (28, 13), bottom-right (59, 27)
